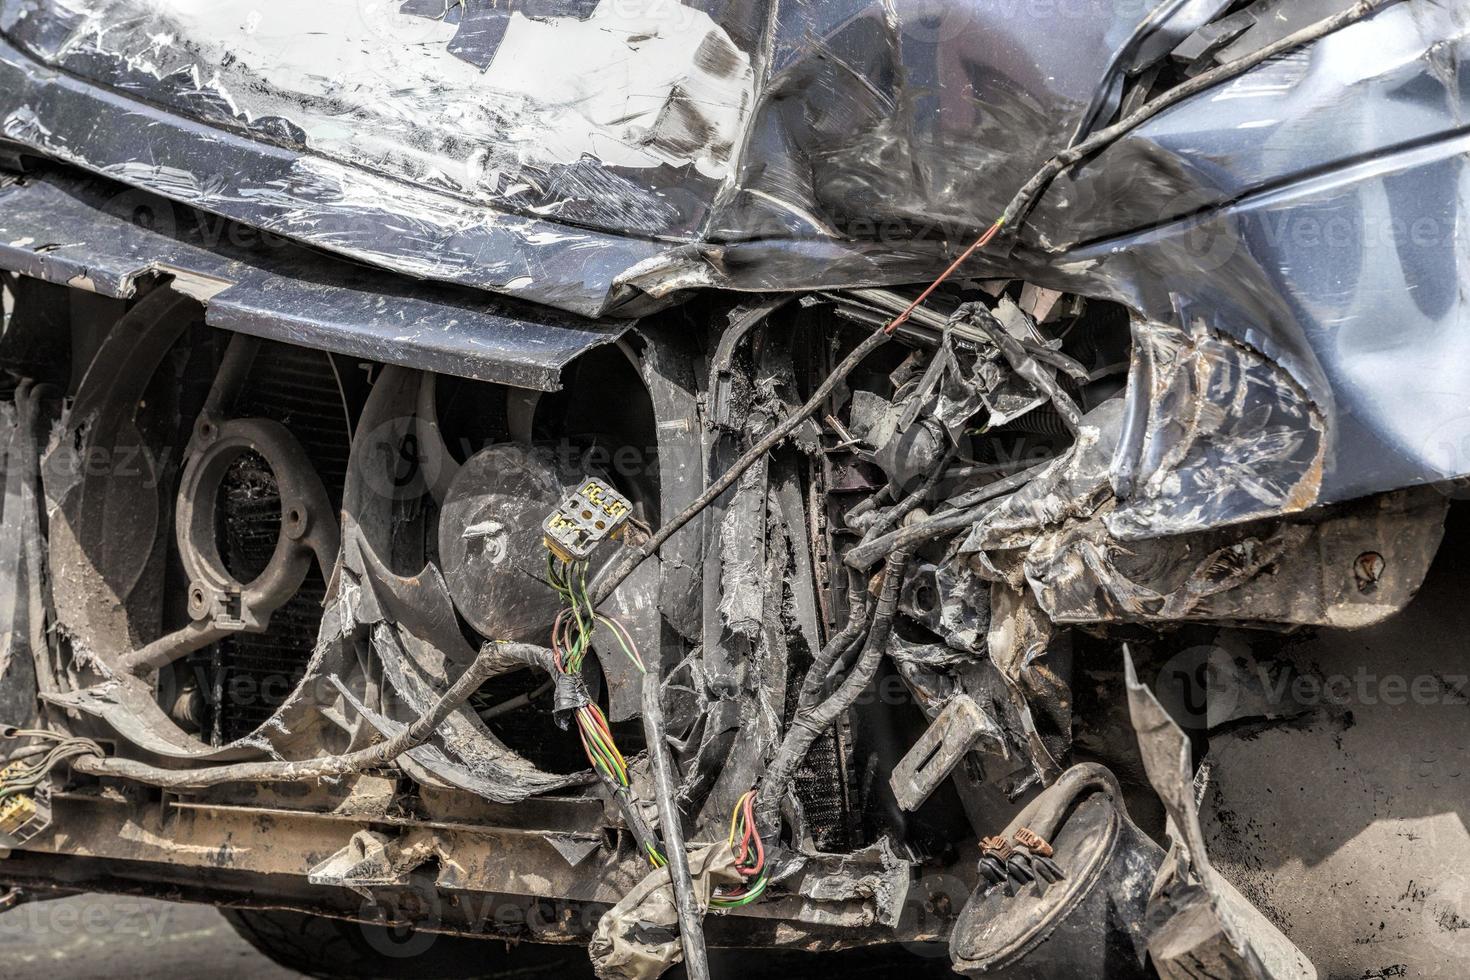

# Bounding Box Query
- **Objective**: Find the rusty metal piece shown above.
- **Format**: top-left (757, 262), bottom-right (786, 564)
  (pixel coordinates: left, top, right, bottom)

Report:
top-left (1123, 651), bottom-right (1317, 980)
top-left (1014, 828), bottom-right (1054, 859)
top-left (981, 836), bottom-right (1014, 861)
top-left (307, 830), bottom-right (435, 898)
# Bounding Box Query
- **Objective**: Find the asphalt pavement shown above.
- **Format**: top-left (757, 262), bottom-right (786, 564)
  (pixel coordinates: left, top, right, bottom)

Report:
top-left (0, 894), bottom-right (302, 979)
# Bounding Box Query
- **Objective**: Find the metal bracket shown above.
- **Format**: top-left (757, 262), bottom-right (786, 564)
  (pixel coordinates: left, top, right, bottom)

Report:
top-left (890, 694), bottom-right (1005, 812)
top-left (307, 830), bottom-right (434, 901)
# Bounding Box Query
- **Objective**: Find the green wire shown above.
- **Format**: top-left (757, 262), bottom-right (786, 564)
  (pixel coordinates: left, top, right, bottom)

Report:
top-left (594, 615), bottom-right (645, 674)
top-left (711, 876), bottom-right (767, 909)
top-left (546, 554), bottom-right (568, 599)
top-left (578, 712), bottom-right (628, 785)
top-left (549, 553), bottom-right (668, 867)
top-left (566, 562), bottom-right (592, 669)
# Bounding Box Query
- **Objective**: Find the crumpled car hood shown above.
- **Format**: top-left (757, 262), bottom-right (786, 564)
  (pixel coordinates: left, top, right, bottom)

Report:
top-left (2, 0), bottom-right (1470, 537)
top-left (5, 0), bottom-right (756, 235)
top-left (0, 0), bottom-right (1169, 313)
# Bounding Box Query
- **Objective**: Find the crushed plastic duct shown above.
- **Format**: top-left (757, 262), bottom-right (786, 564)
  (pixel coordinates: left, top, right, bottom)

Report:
top-left (589, 841), bottom-right (742, 980)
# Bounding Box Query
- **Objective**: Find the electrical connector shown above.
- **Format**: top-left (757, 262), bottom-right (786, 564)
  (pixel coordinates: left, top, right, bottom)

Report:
top-left (0, 790), bottom-right (50, 848)
top-left (542, 478), bottom-right (632, 562)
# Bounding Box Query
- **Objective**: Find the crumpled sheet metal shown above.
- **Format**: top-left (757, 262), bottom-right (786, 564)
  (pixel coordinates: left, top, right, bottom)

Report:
top-left (3, 0), bottom-right (1465, 553)
top-left (0, 171), bottom-right (625, 391)
top-left (3, 0), bottom-right (1464, 558)
top-left (899, 559), bottom-right (990, 656)
top-left (689, 408), bottom-right (821, 835)
top-left (0, 0), bottom-right (1174, 311)
top-left (0, 29), bottom-right (665, 319)
top-left (962, 400), bottom-right (1125, 555)
top-left (1, 0), bottom-right (755, 236)
top-left (793, 837), bottom-right (912, 929)
top-left (1124, 651), bottom-right (1316, 980)
top-left (962, 390), bottom-right (1445, 630)
top-left (589, 841), bottom-right (743, 980)
top-left (330, 669), bottom-right (588, 804)
top-left (337, 525), bottom-right (590, 802)
top-left (375, 622), bottom-right (588, 798)
top-left (1019, 488), bottom-right (1447, 630)
top-left (985, 584), bottom-right (1068, 788)
top-left (40, 604), bottom-right (358, 763)
top-left (1043, 108), bottom-right (1470, 534)
top-left (1107, 318), bottom-right (1326, 541)
top-left (1031, 2), bottom-right (1470, 252)
top-left (305, 829), bottom-right (438, 901)
top-left (1024, 2), bottom-right (1470, 541)
top-left (921, 316), bottom-right (1062, 440)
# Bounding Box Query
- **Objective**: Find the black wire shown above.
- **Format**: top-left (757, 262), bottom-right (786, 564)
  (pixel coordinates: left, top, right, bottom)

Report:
top-left (590, 3), bottom-right (1401, 615)
top-left (998, 0), bottom-right (1402, 232)
top-left (591, 325), bottom-right (893, 607)
top-left (843, 458), bottom-right (1053, 571)
top-left (759, 541), bottom-right (915, 830)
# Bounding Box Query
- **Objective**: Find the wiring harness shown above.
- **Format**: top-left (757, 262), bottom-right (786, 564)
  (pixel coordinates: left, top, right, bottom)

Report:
top-left (549, 557), bottom-right (771, 912)
top-left (0, 727), bottom-right (104, 847)
top-left (547, 554), bottom-right (668, 870)
top-left (710, 790), bottom-right (768, 910)
top-left (0, 727), bottom-right (103, 802)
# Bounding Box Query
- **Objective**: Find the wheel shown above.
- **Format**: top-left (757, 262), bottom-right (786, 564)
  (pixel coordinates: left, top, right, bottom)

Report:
top-left (220, 908), bottom-right (592, 980)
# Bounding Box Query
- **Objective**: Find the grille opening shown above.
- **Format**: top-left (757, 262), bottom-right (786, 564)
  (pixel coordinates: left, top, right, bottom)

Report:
top-left (184, 339), bottom-right (351, 746)
top-left (475, 655), bottom-right (644, 776)
top-left (214, 449), bottom-right (281, 584)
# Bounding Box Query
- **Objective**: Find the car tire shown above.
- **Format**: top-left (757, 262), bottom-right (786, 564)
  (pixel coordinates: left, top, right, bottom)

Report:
top-left (220, 908), bottom-right (590, 980)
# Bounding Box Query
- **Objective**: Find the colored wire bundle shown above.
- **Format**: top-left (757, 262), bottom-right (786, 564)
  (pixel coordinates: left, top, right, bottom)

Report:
top-left (547, 556), bottom-right (664, 868)
top-left (0, 727), bottom-right (103, 801)
top-left (548, 559), bottom-right (770, 900)
top-left (711, 790), bottom-right (767, 909)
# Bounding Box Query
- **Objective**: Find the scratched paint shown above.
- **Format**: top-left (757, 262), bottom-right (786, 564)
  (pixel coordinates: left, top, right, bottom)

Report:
top-left (4, 0), bottom-right (754, 208)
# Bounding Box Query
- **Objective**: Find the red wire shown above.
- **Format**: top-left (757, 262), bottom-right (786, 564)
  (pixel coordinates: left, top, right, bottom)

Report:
top-left (729, 791), bottom-right (765, 880)
top-left (737, 819), bottom-right (755, 874)
top-left (551, 610), bottom-right (568, 672)
top-left (744, 792), bottom-right (765, 875)
top-left (882, 219), bottom-right (1004, 336)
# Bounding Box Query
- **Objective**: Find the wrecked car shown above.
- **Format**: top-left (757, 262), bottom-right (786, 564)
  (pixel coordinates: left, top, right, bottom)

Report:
top-left (0, 0), bottom-right (1467, 976)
